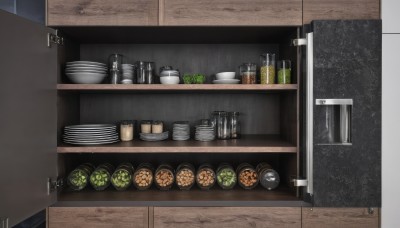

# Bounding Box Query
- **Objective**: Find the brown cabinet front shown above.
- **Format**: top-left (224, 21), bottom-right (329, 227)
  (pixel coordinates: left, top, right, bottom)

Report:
top-left (161, 0), bottom-right (302, 26)
top-left (303, 0), bottom-right (380, 24)
top-left (47, 0), bottom-right (159, 26)
top-left (153, 207), bottom-right (301, 228)
top-left (48, 207), bottom-right (149, 228)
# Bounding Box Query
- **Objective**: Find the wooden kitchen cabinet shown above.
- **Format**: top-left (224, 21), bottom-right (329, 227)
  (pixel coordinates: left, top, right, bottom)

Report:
top-left (48, 207), bottom-right (149, 228)
top-left (47, 0), bottom-right (158, 26)
top-left (302, 208), bottom-right (379, 228)
top-left (303, 0), bottom-right (380, 24)
top-left (161, 0), bottom-right (302, 26)
top-left (153, 207), bottom-right (301, 228)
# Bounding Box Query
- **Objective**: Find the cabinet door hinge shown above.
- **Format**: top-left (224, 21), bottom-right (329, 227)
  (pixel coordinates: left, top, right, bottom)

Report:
top-left (291, 178), bottom-right (308, 187)
top-left (47, 177), bottom-right (64, 194)
top-left (292, 38), bottom-right (307, 46)
top-left (47, 31), bottom-right (64, 48)
top-left (0, 217), bottom-right (9, 228)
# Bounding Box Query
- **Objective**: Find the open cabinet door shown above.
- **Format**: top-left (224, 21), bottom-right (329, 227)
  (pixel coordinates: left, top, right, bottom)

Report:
top-left (0, 10), bottom-right (57, 226)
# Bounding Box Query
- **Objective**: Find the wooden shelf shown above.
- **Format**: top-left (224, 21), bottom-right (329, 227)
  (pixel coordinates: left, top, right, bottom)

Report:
top-left (57, 135), bottom-right (297, 153)
top-left (57, 84), bottom-right (298, 91)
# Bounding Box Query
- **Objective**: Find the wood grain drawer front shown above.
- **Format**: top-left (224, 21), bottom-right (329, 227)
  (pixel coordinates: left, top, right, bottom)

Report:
top-left (153, 207), bottom-right (301, 228)
top-left (303, 0), bottom-right (380, 24)
top-left (162, 0), bottom-right (302, 26)
top-left (47, 0), bottom-right (158, 26)
top-left (302, 208), bottom-right (379, 228)
top-left (48, 207), bottom-right (149, 228)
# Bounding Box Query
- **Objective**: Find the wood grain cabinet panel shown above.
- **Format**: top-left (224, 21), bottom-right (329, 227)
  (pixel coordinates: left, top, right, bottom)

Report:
top-left (161, 0), bottom-right (302, 26)
top-left (303, 0), bottom-right (380, 24)
top-left (302, 208), bottom-right (379, 228)
top-left (153, 207), bottom-right (301, 228)
top-left (47, 0), bottom-right (158, 26)
top-left (48, 207), bottom-right (149, 228)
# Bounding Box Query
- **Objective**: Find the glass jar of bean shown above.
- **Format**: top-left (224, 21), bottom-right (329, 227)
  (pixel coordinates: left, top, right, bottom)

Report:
top-left (67, 163), bottom-right (95, 191)
top-left (277, 60), bottom-right (291, 84)
top-left (90, 163), bottom-right (114, 191)
top-left (260, 53), bottom-right (276, 84)
top-left (239, 63), bottom-right (257, 84)
top-left (216, 163), bottom-right (237, 190)
top-left (111, 162), bottom-right (134, 191)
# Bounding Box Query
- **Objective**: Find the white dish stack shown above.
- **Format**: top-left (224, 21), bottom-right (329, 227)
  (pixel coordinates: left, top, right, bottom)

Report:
top-left (195, 125), bottom-right (216, 141)
top-left (121, 64), bottom-right (135, 84)
top-left (65, 61), bottom-right (107, 84)
top-left (172, 122), bottom-right (190, 141)
top-left (63, 124), bottom-right (119, 145)
top-left (213, 72), bottom-right (240, 84)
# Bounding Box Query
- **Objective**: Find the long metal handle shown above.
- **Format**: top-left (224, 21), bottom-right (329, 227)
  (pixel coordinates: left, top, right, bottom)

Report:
top-left (306, 32), bottom-right (314, 195)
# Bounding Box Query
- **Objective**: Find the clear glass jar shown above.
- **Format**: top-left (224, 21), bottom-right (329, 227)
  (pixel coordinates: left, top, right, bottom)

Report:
top-left (90, 163), bottom-right (114, 191)
top-left (133, 163), bottom-right (154, 190)
top-left (216, 163), bottom-right (237, 190)
top-left (256, 162), bottom-right (280, 190)
top-left (145, 62), bottom-right (155, 84)
top-left (67, 163), bottom-right (95, 191)
top-left (229, 112), bottom-right (241, 139)
top-left (141, 120), bottom-right (152, 134)
top-left (136, 61), bottom-right (146, 84)
top-left (240, 63), bottom-right (257, 84)
top-left (109, 54), bottom-right (124, 84)
top-left (111, 163), bottom-right (134, 191)
top-left (196, 163), bottom-right (216, 190)
top-left (176, 163), bottom-right (195, 190)
top-left (236, 163), bottom-right (258, 190)
top-left (155, 164), bottom-right (175, 190)
top-left (120, 120), bottom-right (134, 141)
top-left (217, 111), bottom-right (230, 140)
top-left (152, 121), bottom-right (163, 134)
top-left (260, 53), bottom-right (276, 84)
top-left (277, 60), bottom-right (291, 84)
top-left (210, 111), bottom-right (222, 133)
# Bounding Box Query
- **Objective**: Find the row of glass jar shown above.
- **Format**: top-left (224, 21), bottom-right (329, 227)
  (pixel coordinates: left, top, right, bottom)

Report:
top-left (67, 162), bottom-right (280, 191)
top-left (210, 111), bottom-right (241, 140)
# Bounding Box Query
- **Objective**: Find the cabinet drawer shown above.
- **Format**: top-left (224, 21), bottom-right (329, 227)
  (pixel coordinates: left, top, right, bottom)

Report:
top-left (161, 0), bottom-right (302, 26)
top-left (153, 207), bottom-right (301, 228)
top-left (48, 207), bottom-right (149, 228)
top-left (47, 0), bottom-right (159, 26)
top-left (302, 208), bottom-right (379, 228)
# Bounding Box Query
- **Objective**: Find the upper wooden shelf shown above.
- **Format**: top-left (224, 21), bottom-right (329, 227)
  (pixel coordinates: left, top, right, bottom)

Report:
top-left (57, 84), bottom-right (298, 91)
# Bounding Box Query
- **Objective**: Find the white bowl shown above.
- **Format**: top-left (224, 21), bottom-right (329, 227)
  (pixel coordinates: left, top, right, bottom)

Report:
top-left (66, 73), bottom-right (107, 84)
top-left (160, 76), bottom-right (180, 84)
top-left (216, 72), bottom-right (236, 80)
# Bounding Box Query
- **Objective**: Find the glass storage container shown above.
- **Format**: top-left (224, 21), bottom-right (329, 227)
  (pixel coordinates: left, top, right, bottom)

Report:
top-left (152, 120), bottom-right (163, 134)
top-left (256, 162), bottom-right (280, 190)
top-left (229, 112), bottom-right (241, 139)
top-left (133, 163), bottom-right (154, 190)
top-left (210, 111), bottom-right (222, 133)
top-left (145, 62), bottom-right (155, 84)
top-left (67, 163), bottom-right (95, 191)
top-left (120, 120), bottom-right (134, 141)
top-left (111, 163), bottom-right (134, 191)
top-left (260, 53), bottom-right (276, 84)
top-left (216, 163), bottom-right (237, 190)
top-left (217, 111), bottom-right (230, 140)
top-left (136, 61), bottom-right (146, 84)
top-left (196, 163), bottom-right (216, 190)
top-left (141, 120), bottom-right (152, 134)
top-left (175, 163), bottom-right (196, 190)
top-left (236, 163), bottom-right (259, 190)
top-left (109, 54), bottom-right (124, 84)
top-left (155, 164), bottom-right (175, 190)
top-left (90, 163), bottom-right (114, 191)
top-left (277, 60), bottom-right (291, 84)
top-left (239, 63), bottom-right (257, 84)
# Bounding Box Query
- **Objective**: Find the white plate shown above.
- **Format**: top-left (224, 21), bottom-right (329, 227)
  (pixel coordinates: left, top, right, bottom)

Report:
top-left (213, 79), bottom-right (240, 84)
top-left (66, 70), bottom-right (107, 74)
top-left (66, 73), bottom-right (107, 84)
top-left (65, 124), bottom-right (116, 129)
top-left (63, 136), bottom-right (119, 141)
top-left (63, 140), bottom-right (119, 145)
top-left (67, 61), bottom-right (106, 66)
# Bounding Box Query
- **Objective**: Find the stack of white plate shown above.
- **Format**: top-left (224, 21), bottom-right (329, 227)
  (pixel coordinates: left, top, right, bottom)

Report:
top-left (213, 72), bottom-right (240, 84)
top-left (172, 122), bottom-right (190, 141)
top-left (66, 61), bottom-right (108, 84)
top-left (122, 64), bottom-right (135, 84)
top-left (63, 124), bottom-right (118, 145)
top-left (140, 131), bottom-right (169, 141)
top-left (195, 125), bottom-right (215, 141)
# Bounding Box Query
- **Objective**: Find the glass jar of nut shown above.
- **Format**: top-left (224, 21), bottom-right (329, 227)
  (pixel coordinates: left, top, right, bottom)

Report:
top-left (155, 164), bottom-right (175, 190)
top-left (236, 163), bottom-right (259, 190)
top-left (175, 163), bottom-right (196, 190)
top-left (196, 164), bottom-right (216, 190)
top-left (133, 163), bottom-right (154, 190)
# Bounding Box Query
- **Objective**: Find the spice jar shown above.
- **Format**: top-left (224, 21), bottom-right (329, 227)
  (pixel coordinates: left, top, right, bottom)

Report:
top-left (277, 60), bottom-right (291, 84)
top-left (260, 53), bottom-right (276, 84)
top-left (176, 163), bottom-right (196, 190)
top-left (67, 163), bottom-right (95, 191)
top-left (155, 164), bottom-right (175, 190)
top-left (256, 162), bottom-right (280, 190)
top-left (240, 63), bottom-right (257, 84)
top-left (133, 163), bottom-right (154, 190)
top-left (90, 163), bottom-right (114, 191)
top-left (196, 164), bottom-right (216, 190)
top-left (217, 111), bottom-right (230, 140)
top-left (229, 112), bottom-right (241, 139)
top-left (152, 121), bottom-right (163, 134)
top-left (236, 163), bottom-right (259, 190)
top-left (120, 120), bottom-right (134, 141)
top-left (111, 163), bottom-right (134, 191)
top-left (141, 120), bottom-right (152, 134)
top-left (216, 163), bottom-right (237, 190)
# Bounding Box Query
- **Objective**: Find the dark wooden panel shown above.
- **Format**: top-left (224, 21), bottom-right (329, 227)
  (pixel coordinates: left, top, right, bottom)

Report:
top-left (47, 0), bottom-right (158, 26)
top-left (162, 0), bottom-right (302, 26)
top-left (302, 208), bottom-right (379, 228)
top-left (303, 0), bottom-right (380, 24)
top-left (48, 207), bottom-right (149, 228)
top-left (154, 207), bottom-right (301, 228)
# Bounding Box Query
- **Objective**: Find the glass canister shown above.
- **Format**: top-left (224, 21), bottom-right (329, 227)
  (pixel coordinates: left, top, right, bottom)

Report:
top-left (216, 163), bottom-right (237, 190)
top-left (260, 53), bottom-right (276, 84)
top-left (111, 163), bottom-right (134, 191)
top-left (229, 112), bottom-right (241, 139)
top-left (155, 164), bottom-right (175, 190)
top-left (109, 54), bottom-right (124, 84)
top-left (145, 62), bottom-right (155, 84)
top-left (152, 120), bottom-right (163, 134)
top-left (90, 163), bottom-right (114, 191)
top-left (120, 120), bottom-right (134, 141)
top-left (236, 163), bottom-right (259, 190)
top-left (256, 162), bottom-right (280, 190)
top-left (196, 163), bottom-right (216, 190)
top-left (210, 111), bottom-right (222, 133)
top-left (240, 63), bottom-right (257, 84)
top-left (136, 61), bottom-right (146, 84)
top-left (67, 163), bottom-right (95, 191)
top-left (133, 163), bottom-right (154, 190)
top-left (141, 120), bottom-right (152, 134)
top-left (175, 163), bottom-right (196, 190)
top-left (277, 60), bottom-right (291, 84)
top-left (217, 111), bottom-right (230, 140)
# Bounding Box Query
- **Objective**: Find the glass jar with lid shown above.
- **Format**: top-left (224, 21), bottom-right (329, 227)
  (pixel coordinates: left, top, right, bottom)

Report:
top-left (90, 163), bottom-right (114, 191)
top-left (175, 163), bottom-right (196, 190)
top-left (236, 163), bottom-right (259, 190)
top-left (196, 163), bottom-right (216, 190)
top-left (256, 162), bottom-right (280, 190)
top-left (277, 60), bottom-right (291, 84)
top-left (133, 163), bottom-right (154, 190)
top-left (120, 120), bottom-right (134, 141)
top-left (111, 162), bottom-right (134, 191)
top-left (67, 163), bottom-right (95, 191)
top-left (239, 63), bottom-right (257, 84)
top-left (229, 112), bottom-right (241, 139)
top-left (216, 163), bottom-right (237, 190)
top-left (260, 53), bottom-right (276, 84)
top-left (155, 164), bottom-right (175, 190)
top-left (141, 120), bottom-right (152, 134)
top-left (217, 111), bottom-right (230, 140)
